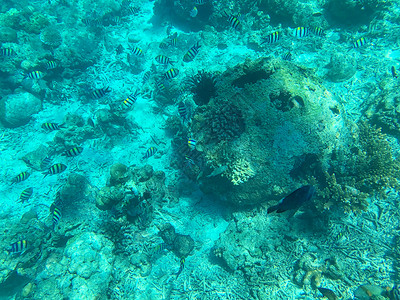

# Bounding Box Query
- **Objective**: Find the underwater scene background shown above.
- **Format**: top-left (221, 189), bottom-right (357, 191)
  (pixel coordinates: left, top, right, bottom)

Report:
top-left (0, 0), bottom-right (400, 299)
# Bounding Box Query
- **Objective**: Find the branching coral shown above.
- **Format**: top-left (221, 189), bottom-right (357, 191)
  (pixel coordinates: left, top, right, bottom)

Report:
top-left (227, 158), bottom-right (255, 185)
top-left (203, 100), bottom-right (245, 142)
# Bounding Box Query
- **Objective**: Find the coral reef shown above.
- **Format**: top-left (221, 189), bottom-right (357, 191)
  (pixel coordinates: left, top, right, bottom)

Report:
top-left (188, 71), bottom-right (218, 106)
top-left (228, 158), bottom-right (256, 185)
top-left (40, 26), bottom-right (62, 48)
top-left (159, 223), bottom-right (194, 258)
top-left (325, 52), bottom-right (357, 83)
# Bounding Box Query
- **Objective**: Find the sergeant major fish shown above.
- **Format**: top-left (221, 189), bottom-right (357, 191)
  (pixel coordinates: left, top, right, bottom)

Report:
top-left (143, 147), bottom-right (157, 159)
top-left (267, 185), bottom-right (315, 214)
top-left (18, 187), bottom-right (33, 203)
top-left (183, 42), bottom-right (201, 62)
top-left (43, 163), bottom-right (67, 178)
top-left (8, 240), bottom-right (28, 254)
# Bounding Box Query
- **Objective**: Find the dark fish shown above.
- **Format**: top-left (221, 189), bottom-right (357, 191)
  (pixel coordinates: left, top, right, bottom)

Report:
top-left (318, 287), bottom-right (338, 300)
top-left (116, 44), bottom-right (124, 55)
top-left (183, 42), bottom-right (201, 62)
top-left (392, 66), bottom-right (398, 78)
top-left (41, 122), bottom-right (64, 131)
top-left (155, 55), bottom-right (174, 65)
top-left (188, 138), bottom-right (196, 150)
top-left (18, 187), bottom-right (33, 203)
top-left (91, 87), bottom-right (111, 99)
top-left (13, 171), bottom-right (30, 184)
top-left (312, 12), bottom-right (323, 17)
top-left (26, 70), bottom-right (45, 79)
top-left (156, 81), bottom-right (166, 92)
top-left (353, 37), bottom-right (367, 48)
top-left (131, 46), bottom-right (143, 56)
top-left (225, 12), bottom-right (241, 30)
top-left (122, 90), bottom-right (139, 109)
top-left (262, 31), bottom-right (280, 44)
top-left (164, 68), bottom-right (179, 80)
top-left (311, 26), bottom-right (325, 37)
top-left (143, 147), bottom-right (157, 159)
top-left (176, 257), bottom-right (185, 278)
top-left (8, 240), bottom-right (28, 254)
top-left (292, 27), bottom-right (310, 38)
top-left (46, 61), bottom-right (58, 69)
top-left (178, 102), bottom-right (187, 120)
top-left (41, 155), bottom-right (53, 169)
top-left (0, 48), bottom-right (16, 56)
top-left (62, 147), bottom-right (83, 157)
top-left (52, 206), bottom-right (62, 229)
top-left (43, 163), bottom-right (67, 178)
top-left (142, 71), bottom-right (151, 83)
top-left (169, 32), bottom-right (178, 47)
top-left (129, 6), bottom-right (140, 15)
top-left (282, 52), bottom-right (292, 61)
top-left (267, 185), bottom-right (315, 214)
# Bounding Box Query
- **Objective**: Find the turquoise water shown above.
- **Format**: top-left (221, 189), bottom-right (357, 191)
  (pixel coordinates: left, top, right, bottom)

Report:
top-left (0, 0), bottom-right (400, 299)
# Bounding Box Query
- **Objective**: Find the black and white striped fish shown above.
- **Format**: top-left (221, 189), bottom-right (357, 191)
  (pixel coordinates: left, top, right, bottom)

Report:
top-left (43, 163), bottom-right (67, 178)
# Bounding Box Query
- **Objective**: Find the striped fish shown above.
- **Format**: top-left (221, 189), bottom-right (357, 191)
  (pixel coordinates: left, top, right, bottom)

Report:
top-left (282, 52), bottom-right (292, 61)
top-left (18, 187), bottom-right (33, 203)
top-left (262, 31), bottom-right (280, 44)
top-left (155, 55), bottom-right (174, 65)
top-left (13, 171), bottom-right (30, 184)
top-left (143, 147), bottom-right (157, 159)
top-left (8, 240), bottom-right (28, 254)
top-left (26, 70), bottom-right (45, 79)
top-left (310, 26), bottom-right (325, 37)
top-left (159, 40), bottom-right (169, 49)
top-left (169, 33), bottom-right (178, 47)
top-left (46, 61), bottom-right (58, 69)
top-left (183, 42), bottom-right (201, 62)
top-left (41, 122), bottom-right (64, 131)
top-left (43, 163), bottom-right (67, 178)
top-left (91, 86), bottom-right (111, 99)
top-left (129, 6), bottom-right (140, 15)
top-left (188, 138), bottom-right (196, 150)
top-left (0, 48), bottom-right (16, 56)
top-left (142, 71), bottom-right (151, 83)
top-left (353, 37), bottom-right (367, 48)
top-left (176, 257), bottom-right (185, 278)
top-left (164, 68), bottom-right (179, 80)
top-left (225, 12), bottom-right (241, 30)
top-left (52, 206), bottom-right (62, 229)
top-left (292, 27), bottom-right (310, 38)
top-left (156, 81), bottom-right (166, 92)
top-left (178, 102), bottom-right (187, 120)
top-left (41, 155), bottom-right (53, 170)
top-left (62, 147), bottom-right (83, 157)
top-left (122, 90), bottom-right (139, 109)
top-left (131, 46), bottom-right (144, 56)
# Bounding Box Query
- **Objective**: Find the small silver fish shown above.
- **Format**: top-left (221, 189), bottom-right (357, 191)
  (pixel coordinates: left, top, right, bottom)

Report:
top-left (190, 6), bottom-right (198, 17)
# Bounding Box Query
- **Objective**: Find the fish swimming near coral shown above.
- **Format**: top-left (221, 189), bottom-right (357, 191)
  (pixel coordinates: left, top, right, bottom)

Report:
top-left (91, 87), bottom-right (111, 99)
top-left (353, 37), bottom-right (367, 48)
top-left (41, 122), bottom-right (65, 131)
top-left (267, 185), bottom-right (315, 214)
top-left (318, 287), bottom-right (338, 300)
top-left (188, 138), bottom-right (197, 150)
top-left (0, 48), bottom-right (16, 56)
top-left (43, 163), bottom-right (67, 178)
top-left (18, 187), bottom-right (33, 204)
top-left (164, 68), bottom-right (179, 80)
top-left (310, 26), bottom-right (325, 37)
top-left (183, 42), bottom-right (201, 62)
top-left (12, 171), bottom-right (30, 184)
top-left (282, 52), bottom-right (292, 61)
top-left (122, 90), bottom-right (140, 109)
top-left (143, 147), bottom-right (157, 159)
top-left (392, 66), bottom-right (398, 79)
top-left (131, 46), bottom-right (144, 56)
top-left (52, 206), bottom-right (62, 230)
top-left (25, 70), bottom-right (45, 80)
top-left (175, 257), bottom-right (185, 278)
top-left (46, 60), bottom-right (58, 70)
top-left (190, 6), bottom-right (198, 18)
top-left (178, 102), bottom-right (187, 120)
top-left (224, 12), bottom-right (241, 30)
top-left (292, 27), bottom-right (310, 38)
top-left (261, 31), bottom-right (280, 44)
top-left (206, 165), bottom-right (228, 178)
top-left (155, 55), bottom-right (174, 65)
top-left (8, 240), bottom-right (28, 254)
top-left (62, 147), bottom-right (83, 157)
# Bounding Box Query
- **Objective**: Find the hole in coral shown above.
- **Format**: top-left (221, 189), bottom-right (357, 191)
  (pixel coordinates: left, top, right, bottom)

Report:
top-left (232, 70), bottom-right (272, 88)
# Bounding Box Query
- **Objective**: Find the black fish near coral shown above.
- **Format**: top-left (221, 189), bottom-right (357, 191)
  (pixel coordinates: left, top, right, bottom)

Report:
top-left (0, 48), bottom-right (16, 56)
top-left (143, 147), bottom-right (157, 159)
top-left (164, 68), bottom-right (179, 80)
top-left (62, 147), bottom-right (83, 157)
top-left (318, 287), bottom-right (338, 300)
top-left (178, 102), bottom-right (187, 120)
top-left (8, 240), bottom-right (28, 254)
top-left (18, 187), bottom-right (33, 203)
top-left (43, 163), bottom-right (67, 178)
top-left (262, 31), bottom-right (280, 44)
top-left (353, 37), bottom-right (367, 48)
top-left (225, 12), bottom-right (241, 30)
top-left (392, 66), bottom-right (398, 78)
top-left (13, 171), bottom-right (30, 184)
top-left (91, 87), bottom-right (111, 99)
top-left (267, 185), bottom-right (315, 214)
top-left (42, 122), bottom-right (64, 131)
top-left (183, 42), bottom-right (201, 62)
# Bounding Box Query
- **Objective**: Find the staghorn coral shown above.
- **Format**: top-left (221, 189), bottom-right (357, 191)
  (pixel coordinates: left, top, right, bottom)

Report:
top-left (228, 158), bottom-right (256, 185)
